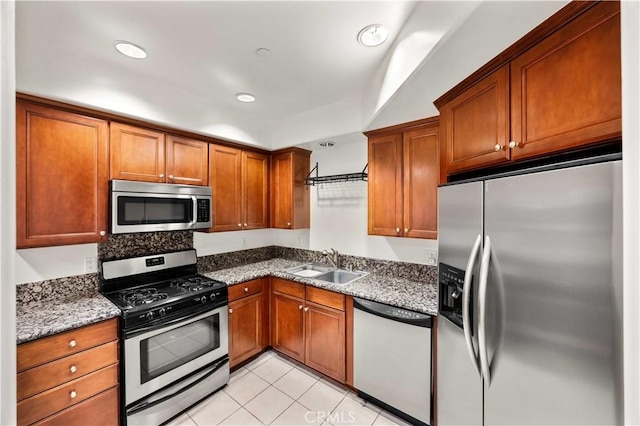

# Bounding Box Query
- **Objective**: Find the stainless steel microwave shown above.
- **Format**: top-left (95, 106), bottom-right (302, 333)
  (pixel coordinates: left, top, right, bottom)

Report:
top-left (110, 180), bottom-right (212, 234)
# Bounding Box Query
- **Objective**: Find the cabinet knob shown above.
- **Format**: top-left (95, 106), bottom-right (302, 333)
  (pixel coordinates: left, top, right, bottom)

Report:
top-left (404, 228), bottom-right (409, 233)
top-left (494, 144), bottom-right (503, 152)
top-left (99, 231), bottom-right (106, 237)
top-left (69, 391), bottom-right (77, 399)
top-left (304, 307), bottom-right (309, 312)
top-left (244, 223), bottom-right (248, 227)
top-left (508, 140), bottom-right (520, 149)
top-left (287, 222), bottom-right (291, 227)
top-left (298, 304), bottom-right (303, 310)
top-left (169, 174), bottom-right (174, 181)
top-left (395, 228), bottom-right (400, 234)
top-left (159, 174), bottom-right (165, 179)
top-left (69, 339), bottom-right (77, 348)
top-left (244, 287), bottom-right (249, 293)
top-left (69, 365), bottom-right (77, 374)
top-left (229, 308), bottom-right (233, 314)
top-left (237, 223), bottom-right (242, 227)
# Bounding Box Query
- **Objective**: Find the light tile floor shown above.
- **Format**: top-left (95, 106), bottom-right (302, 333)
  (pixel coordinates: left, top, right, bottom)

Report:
top-left (167, 351), bottom-right (414, 426)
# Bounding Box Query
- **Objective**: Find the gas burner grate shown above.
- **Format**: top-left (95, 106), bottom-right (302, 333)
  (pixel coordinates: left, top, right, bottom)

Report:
top-left (170, 276), bottom-right (216, 293)
top-left (121, 288), bottom-right (169, 306)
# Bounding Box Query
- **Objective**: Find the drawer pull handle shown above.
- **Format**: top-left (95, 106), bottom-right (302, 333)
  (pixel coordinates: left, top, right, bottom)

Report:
top-left (69, 391), bottom-right (77, 399)
top-left (494, 144), bottom-right (503, 152)
top-left (68, 339), bottom-right (77, 348)
top-left (229, 308), bottom-right (233, 314)
top-left (244, 287), bottom-right (249, 293)
top-left (69, 365), bottom-right (78, 374)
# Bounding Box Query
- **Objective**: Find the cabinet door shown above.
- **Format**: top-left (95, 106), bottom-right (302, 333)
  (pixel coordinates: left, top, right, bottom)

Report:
top-left (271, 292), bottom-right (305, 362)
top-left (305, 301), bottom-right (345, 383)
top-left (110, 122), bottom-right (166, 182)
top-left (440, 65), bottom-right (510, 175)
top-left (242, 151), bottom-right (269, 229)
top-left (166, 135), bottom-right (208, 185)
top-left (209, 145), bottom-right (242, 232)
top-left (510, 2), bottom-right (621, 161)
top-left (229, 293), bottom-right (263, 368)
top-left (16, 102), bottom-right (109, 248)
top-left (271, 152), bottom-right (293, 229)
top-left (368, 133), bottom-right (403, 237)
top-left (403, 125), bottom-right (439, 239)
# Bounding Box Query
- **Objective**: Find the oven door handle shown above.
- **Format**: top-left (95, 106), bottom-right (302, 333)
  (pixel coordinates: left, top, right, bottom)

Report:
top-left (125, 305), bottom-right (225, 338)
top-left (127, 357), bottom-right (229, 416)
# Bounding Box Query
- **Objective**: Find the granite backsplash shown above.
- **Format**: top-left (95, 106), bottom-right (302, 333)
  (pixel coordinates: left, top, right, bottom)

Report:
top-left (98, 231), bottom-right (193, 261)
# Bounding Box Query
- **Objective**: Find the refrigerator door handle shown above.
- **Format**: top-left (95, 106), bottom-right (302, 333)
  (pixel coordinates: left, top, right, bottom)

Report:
top-left (478, 235), bottom-right (492, 384)
top-left (462, 233), bottom-right (482, 377)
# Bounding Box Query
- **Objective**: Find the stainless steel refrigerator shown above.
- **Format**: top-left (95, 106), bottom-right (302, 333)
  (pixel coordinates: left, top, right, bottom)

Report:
top-left (437, 155), bottom-right (623, 426)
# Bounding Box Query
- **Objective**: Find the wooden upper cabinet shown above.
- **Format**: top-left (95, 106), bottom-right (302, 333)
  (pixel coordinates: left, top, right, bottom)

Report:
top-left (16, 101), bottom-right (109, 248)
top-left (367, 133), bottom-right (403, 237)
top-left (436, 1), bottom-right (621, 179)
top-left (242, 151), bottom-right (269, 230)
top-left (209, 145), bottom-right (243, 231)
top-left (271, 148), bottom-right (311, 230)
top-left (209, 145), bottom-right (268, 231)
top-left (110, 122), bottom-right (166, 182)
top-left (367, 119), bottom-right (439, 240)
top-left (166, 135), bottom-right (209, 185)
top-left (111, 123), bottom-right (208, 184)
top-left (403, 126), bottom-right (439, 239)
top-left (510, 1), bottom-right (621, 161)
top-left (439, 65), bottom-right (510, 175)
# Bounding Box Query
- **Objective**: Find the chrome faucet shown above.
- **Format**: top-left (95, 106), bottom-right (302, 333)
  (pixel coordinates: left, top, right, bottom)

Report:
top-left (322, 248), bottom-right (339, 269)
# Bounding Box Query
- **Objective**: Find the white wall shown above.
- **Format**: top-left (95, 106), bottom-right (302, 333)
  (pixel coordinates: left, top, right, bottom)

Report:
top-left (0, 0), bottom-right (17, 423)
top-left (15, 244), bottom-right (97, 284)
top-left (621, 1), bottom-right (640, 423)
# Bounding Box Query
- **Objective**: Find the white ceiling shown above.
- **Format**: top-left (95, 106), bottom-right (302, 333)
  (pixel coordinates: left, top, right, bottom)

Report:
top-left (15, 1), bottom-right (568, 151)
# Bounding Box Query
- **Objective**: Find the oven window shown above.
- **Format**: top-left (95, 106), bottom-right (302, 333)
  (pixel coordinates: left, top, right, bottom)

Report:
top-left (139, 314), bottom-right (220, 384)
top-left (117, 196), bottom-right (193, 225)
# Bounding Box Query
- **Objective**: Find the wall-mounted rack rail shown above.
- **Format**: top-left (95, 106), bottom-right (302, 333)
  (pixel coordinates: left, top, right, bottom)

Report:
top-left (304, 162), bottom-right (368, 186)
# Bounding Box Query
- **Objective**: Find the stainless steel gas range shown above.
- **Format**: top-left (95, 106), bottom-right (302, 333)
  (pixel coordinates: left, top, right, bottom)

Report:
top-left (100, 250), bottom-right (229, 426)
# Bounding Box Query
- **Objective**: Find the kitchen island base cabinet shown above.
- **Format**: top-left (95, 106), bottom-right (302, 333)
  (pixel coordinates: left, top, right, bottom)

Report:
top-left (270, 278), bottom-right (346, 383)
top-left (228, 278), bottom-right (269, 368)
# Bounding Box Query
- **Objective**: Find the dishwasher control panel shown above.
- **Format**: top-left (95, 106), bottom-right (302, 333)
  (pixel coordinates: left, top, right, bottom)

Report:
top-left (353, 298), bottom-right (432, 327)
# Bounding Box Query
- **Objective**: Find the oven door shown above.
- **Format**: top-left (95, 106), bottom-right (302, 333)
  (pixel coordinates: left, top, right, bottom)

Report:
top-left (124, 307), bottom-right (228, 405)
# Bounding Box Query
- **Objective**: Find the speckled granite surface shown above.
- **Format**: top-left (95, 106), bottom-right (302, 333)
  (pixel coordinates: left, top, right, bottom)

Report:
top-left (197, 247), bottom-right (274, 272)
top-left (203, 258), bottom-right (438, 315)
top-left (17, 274), bottom-right (121, 344)
top-left (98, 231), bottom-right (193, 261)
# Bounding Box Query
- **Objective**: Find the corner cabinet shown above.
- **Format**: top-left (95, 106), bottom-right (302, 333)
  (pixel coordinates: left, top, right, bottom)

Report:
top-left (367, 118), bottom-right (439, 239)
top-left (209, 145), bottom-right (269, 231)
top-left (16, 101), bottom-right (109, 248)
top-left (437, 1), bottom-right (621, 179)
top-left (271, 279), bottom-right (346, 382)
top-left (16, 319), bottom-right (119, 426)
top-left (110, 122), bottom-right (208, 185)
top-left (270, 148), bottom-right (311, 229)
top-left (228, 278), bottom-right (269, 368)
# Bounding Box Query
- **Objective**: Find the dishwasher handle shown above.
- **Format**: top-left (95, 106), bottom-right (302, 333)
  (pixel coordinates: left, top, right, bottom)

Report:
top-left (353, 297), bottom-right (432, 328)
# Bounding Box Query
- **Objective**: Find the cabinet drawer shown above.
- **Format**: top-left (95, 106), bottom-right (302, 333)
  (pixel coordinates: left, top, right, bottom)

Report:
top-left (18, 341), bottom-right (118, 401)
top-left (18, 319), bottom-right (118, 372)
top-left (17, 364), bottom-right (119, 426)
top-left (229, 279), bottom-right (263, 301)
top-left (271, 278), bottom-right (304, 299)
top-left (306, 286), bottom-right (345, 311)
top-left (33, 387), bottom-right (119, 426)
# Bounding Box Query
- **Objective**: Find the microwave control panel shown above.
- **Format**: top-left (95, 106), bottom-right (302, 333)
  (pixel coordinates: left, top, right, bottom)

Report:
top-left (196, 199), bottom-right (211, 222)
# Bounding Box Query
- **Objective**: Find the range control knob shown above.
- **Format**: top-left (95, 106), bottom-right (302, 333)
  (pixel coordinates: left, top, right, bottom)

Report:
top-left (210, 294), bottom-right (216, 301)
top-left (159, 308), bottom-right (166, 317)
top-left (145, 312), bottom-right (155, 320)
top-left (200, 296), bottom-right (207, 304)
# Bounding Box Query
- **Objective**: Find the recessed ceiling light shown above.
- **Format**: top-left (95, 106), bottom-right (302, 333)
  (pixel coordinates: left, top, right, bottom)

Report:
top-left (114, 41), bottom-right (147, 59)
top-left (236, 93), bottom-right (256, 103)
top-left (319, 141), bottom-right (335, 148)
top-left (357, 24), bottom-right (389, 47)
top-left (256, 48), bottom-right (271, 57)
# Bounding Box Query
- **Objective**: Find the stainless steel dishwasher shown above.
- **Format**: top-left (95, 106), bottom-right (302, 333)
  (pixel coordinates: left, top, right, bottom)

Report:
top-left (353, 297), bottom-right (432, 426)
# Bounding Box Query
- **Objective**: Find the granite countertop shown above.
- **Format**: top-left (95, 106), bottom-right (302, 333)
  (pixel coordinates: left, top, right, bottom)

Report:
top-left (203, 258), bottom-right (438, 315)
top-left (16, 293), bottom-right (121, 345)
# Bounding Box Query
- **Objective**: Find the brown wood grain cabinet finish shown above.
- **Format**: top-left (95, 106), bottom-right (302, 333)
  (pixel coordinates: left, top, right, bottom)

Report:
top-left (509, 1), bottom-right (621, 160)
top-left (242, 151), bottom-right (269, 229)
top-left (270, 149), bottom-right (311, 229)
top-left (229, 293), bottom-right (264, 368)
top-left (16, 101), bottom-right (109, 248)
top-left (304, 301), bottom-right (346, 383)
top-left (33, 387), bottom-right (119, 426)
top-left (228, 278), bottom-right (264, 301)
top-left (209, 145), bottom-right (243, 231)
top-left (110, 122), bottom-right (166, 182)
top-left (165, 135), bottom-right (209, 185)
top-left (367, 120), bottom-right (439, 239)
top-left (271, 290), bottom-right (306, 363)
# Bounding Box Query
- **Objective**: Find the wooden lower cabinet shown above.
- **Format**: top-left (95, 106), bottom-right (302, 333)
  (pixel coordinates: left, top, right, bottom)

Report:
top-left (271, 278), bottom-right (347, 383)
top-left (16, 319), bottom-right (119, 426)
top-left (228, 279), bottom-right (269, 368)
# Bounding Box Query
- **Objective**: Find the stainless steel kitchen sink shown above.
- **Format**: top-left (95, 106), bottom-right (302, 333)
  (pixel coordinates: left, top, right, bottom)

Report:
top-left (283, 263), bottom-right (332, 278)
top-left (314, 269), bottom-right (368, 285)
